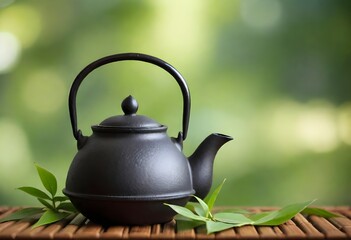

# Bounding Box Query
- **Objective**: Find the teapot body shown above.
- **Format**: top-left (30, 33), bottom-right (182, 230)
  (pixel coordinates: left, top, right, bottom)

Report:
top-left (64, 53), bottom-right (232, 225)
top-left (64, 129), bottom-right (194, 225)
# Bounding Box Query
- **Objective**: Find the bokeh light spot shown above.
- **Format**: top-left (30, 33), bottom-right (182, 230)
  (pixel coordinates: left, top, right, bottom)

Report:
top-left (0, 4), bottom-right (42, 47)
top-left (266, 100), bottom-right (301, 155)
top-left (151, 0), bottom-right (207, 60)
top-left (240, 0), bottom-right (281, 30)
top-left (0, 119), bottom-right (32, 180)
top-left (296, 104), bottom-right (338, 153)
top-left (22, 70), bottom-right (66, 114)
top-left (267, 100), bottom-right (339, 154)
top-left (0, 31), bottom-right (20, 73)
top-left (338, 103), bottom-right (351, 145)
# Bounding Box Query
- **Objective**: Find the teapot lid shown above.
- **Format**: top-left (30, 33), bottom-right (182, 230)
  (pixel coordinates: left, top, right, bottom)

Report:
top-left (93, 95), bottom-right (166, 132)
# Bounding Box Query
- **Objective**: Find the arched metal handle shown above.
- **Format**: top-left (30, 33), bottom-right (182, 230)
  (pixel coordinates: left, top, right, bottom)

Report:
top-left (69, 53), bottom-right (191, 143)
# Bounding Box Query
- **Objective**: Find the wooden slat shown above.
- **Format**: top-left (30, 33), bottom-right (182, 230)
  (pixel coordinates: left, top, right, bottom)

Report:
top-left (0, 207), bottom-right (9, 214)
top-left (236, 225), bottom-right (259, 238)
top-left (129, 225), bottom-right (151, 239)
top-left (0, 208), bottom-right (20, 219)
top-left (100, 225), bottom-right (126, 239)
top-left (279, 219), bottom-right (306, 238)
top-left (329, 215), bottom-right (351, 237)
top-left (0, 208), bottom-right (20, 233)
top-left (174, 221), bottom-right (196, 240)
top-left (74, 220), bottom-right (103, 239)
top-left (175, 228), bottom-right (195, 239)
top-left (122, 226), bottom-right (130, 238)
top-left (150, 224), bottom-right (161, 237)
top-left (15, 224), bottom-right (46, 239)
top-left (271, 226), bottom-right (284, 238)
top-left (256, 226), bottom-right (280, 239)
top-left (309, 215), bottom-right (347, 239)
top-left (0, 221), bottom-right (14, 235)
top-left (214, 228), bottom-right (236, 239)
top-left (340, 209), bottom-right (351, 218)
top-left (293, 213), bottom-right (324, 238)
top-left (232, 207), bottom-right (259, 239)
top-left (0, 219), bottom-right (34, 239)
top-left (34, 214), bottom-right (75, 239)
top-left (151, 220), bottom-right (175, 239)
top-left (248, 207), bottom-right (280, 239)
top-left (0, 206), bottom-right (349, 239)
top-left (54, 213), bottom-right (86, 239)
top-left (322, 206), bottom-right (350, 211)
top-left (0, 208), bottom-right (35, 239)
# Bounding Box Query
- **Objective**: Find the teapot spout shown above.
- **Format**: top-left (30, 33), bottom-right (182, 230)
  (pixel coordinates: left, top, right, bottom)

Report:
top-left (189, 133), bottom-right (233, 199)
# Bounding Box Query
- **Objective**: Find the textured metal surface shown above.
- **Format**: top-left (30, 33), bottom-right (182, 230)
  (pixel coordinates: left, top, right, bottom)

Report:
top-left (64, 132), bottom-right (231, 225)
top-left (0, 206), bottom-right (350, 239)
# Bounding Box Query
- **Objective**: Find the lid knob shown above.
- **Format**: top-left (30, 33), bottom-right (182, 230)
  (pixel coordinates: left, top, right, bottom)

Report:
top-left (122, 95), bottom-right (138, 115)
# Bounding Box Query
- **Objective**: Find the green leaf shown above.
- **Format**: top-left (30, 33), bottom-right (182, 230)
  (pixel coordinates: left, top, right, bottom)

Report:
top-left (204, 179), bottom-right (226, 212)
top-left (214, 212), bottom-right (253, 225)
top-left (35, 164), bottom-right (57, 197)
top-left (37, 198), bottom-right (55, 210)
top-left (302, 207), bottom-right (342, 218)
top-left (32, 209), bottom-right (69, 228)
top-left (251, 210), bottom-right (283, 225)
top-left (17, 187), bottom-right (51, 200)
top-left (206, 220), bottom-right (241, 234)
top-left (164, 203), bottom-right (208, 222)
top-left (219, 208), bottom-right (251, 215)
top-left (185, 202), bottom-right (208, 217)
top-left (57, 202), bottom-right (77, 213)
top-left (248, 211), bottom-right (273, 221)
top-left (194, 205), bottom-right (207, 217)
top-left (174, 214), bottom-right (192, 221)
top-left (176, 219), bottom-right (205, 232)
top-left (53, 196), bottom-right (69, 202)
top-left (192, 195), bottom-right (210, 218)
top-left (0, 208), bottom-right (45, 223)
top-left (254, 200), bottom-right (316, 226)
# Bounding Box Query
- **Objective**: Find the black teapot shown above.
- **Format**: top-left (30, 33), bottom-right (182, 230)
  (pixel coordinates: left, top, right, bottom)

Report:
top-left (63, 53), bottom-right (232, 225)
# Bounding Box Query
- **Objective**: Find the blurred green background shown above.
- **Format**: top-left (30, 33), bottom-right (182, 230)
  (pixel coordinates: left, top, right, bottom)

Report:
top-left (0, 0), bottom-right (350, 207)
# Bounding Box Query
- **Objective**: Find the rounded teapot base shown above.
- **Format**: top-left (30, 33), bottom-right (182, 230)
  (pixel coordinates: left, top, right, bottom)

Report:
top-left (67, 194), bottom-right (190, 226)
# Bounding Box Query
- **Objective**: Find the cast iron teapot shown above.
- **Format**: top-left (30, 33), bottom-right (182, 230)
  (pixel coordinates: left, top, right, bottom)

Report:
top-left (63, 53), bottom-right (233, 225)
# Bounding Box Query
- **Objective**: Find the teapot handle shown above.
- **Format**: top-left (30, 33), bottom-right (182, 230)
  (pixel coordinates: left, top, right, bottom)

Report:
top-left (69, 53), bottom-right (191, 144)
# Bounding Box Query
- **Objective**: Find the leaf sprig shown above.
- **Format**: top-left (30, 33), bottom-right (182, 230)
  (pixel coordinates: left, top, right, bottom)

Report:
top-left (0, 164), bottom-right (77, 228)
top-left (165, 179), bottom-right (341, 234)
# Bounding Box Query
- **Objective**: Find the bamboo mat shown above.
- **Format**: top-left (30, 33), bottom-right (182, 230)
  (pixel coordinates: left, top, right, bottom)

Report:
top-left (0, 206), bottom-right (350, 239)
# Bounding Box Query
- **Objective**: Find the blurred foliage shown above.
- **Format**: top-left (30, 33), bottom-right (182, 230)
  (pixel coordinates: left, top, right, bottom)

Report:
top-left (0, 0), bottom-right (350, 207)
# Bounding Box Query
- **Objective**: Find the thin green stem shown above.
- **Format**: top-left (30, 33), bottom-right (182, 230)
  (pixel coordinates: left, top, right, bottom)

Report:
top-left (208, 211), bottom-right (213, 219)
top-left (52, 197), bottom-right (56, 210)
